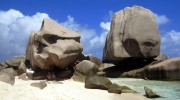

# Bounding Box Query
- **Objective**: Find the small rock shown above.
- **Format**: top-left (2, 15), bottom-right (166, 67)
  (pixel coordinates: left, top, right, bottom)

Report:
top-left (75, 60), bottom-right (98, 76)
top-left (0, 72), bottom-right (15, 85)
top-left (5, 56), bottom-right (25, 70)
top-left (0, 62), bottom-right (9, 70)
top-left (31, 81), bottom-right (47, 89)
top-left (18, 73), bottom-right (29, 80)
top-left (72, 70), bottom-right (86, 82)
top-left (119, 85), bottom-right (137, 93)
top-left (108, 83), bottom-right (136, 93)
top-left (0, 68), bottom-right (17, 76)
top-left (85, 75), bottom-right (112, 90)
top-left (108, 83), bottom-right (122, 94)
top-left (144, 86), bottom-right (160, 98)
top-left (17, 61), bottom-right (26, 76)
top-left (154, 54), bottom-right (168, 61)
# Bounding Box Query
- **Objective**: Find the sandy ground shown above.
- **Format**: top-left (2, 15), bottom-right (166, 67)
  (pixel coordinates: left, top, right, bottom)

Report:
top-left (0, 77), bottom-right (148, 100)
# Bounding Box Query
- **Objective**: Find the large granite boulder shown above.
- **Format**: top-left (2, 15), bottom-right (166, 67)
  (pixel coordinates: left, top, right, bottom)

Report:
top-left (26, 18), bottom-right (83, 71)
top-left (145, 57), bottom-right (180, 81)
top-left (103, 6), bottom-right (160, 64)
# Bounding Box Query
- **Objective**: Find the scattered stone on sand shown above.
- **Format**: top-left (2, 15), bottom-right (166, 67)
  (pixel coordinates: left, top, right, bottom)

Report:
top-left (31, 81), bottom-right (47, 89)
top-left (144, 86), bottom-right (160, 98)
top-left (108, 83), bottom-right (137, 93)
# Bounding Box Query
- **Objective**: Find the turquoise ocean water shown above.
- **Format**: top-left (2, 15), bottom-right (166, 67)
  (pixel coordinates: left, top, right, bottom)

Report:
top-left (110, 78), bottom-right (180, 100)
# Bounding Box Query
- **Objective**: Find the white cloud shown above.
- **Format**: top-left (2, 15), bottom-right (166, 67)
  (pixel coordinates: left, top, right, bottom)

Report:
top-left (61, 16), bottom-right (111, 58)
top-left (0, 9), bottom-right (109, 62)
top-left (100, 22), bottom-right (110, 31)
top-left (89, 21), bottom-right (110, 56)
top-left (161, 30), bottom-right (180, 57)
top-left (156, 14), bottom-right (169, 25)
top-left (0, 9), bottom-right (50, 62)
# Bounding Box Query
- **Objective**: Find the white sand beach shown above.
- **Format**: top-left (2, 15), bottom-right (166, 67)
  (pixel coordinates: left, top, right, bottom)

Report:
top-left (0, 77), bottom-right (148, 100)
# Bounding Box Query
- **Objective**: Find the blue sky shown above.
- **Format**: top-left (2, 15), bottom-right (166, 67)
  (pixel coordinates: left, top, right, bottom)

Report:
top-left (0, 0), bottom-right (180, 62)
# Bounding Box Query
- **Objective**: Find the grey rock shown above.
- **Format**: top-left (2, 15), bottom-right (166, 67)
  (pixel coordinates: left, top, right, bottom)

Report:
top-left (5, 56), bottom-right (25, 69)
top-left (17, 61), bottom-right (26, 76)
top-left (145, 57), bottom-right (180, 81)
top-left (72, 70), bottom-right (86, 82)
top-left (103, 6), bottom-right (160, 64)
top-left (0, 62), bottom-right (9, 70)
top-left (73, 60), bottom-right (98, 82)
top-left (26, 18), bottom-right (83, 71)
top-left (0, 72), bottom-right (15, 85)
top-left (85, 75), bottom-right (112, 90)
top-left (18, 73), bottom-right (29, 80)
top-left (75, 60), bottom-right (98, 76)
top-left (31, 81), bottom-right (47, 89)
top-left (86, 54), bottom-right (102, 68)
top-left (144, 86), bottom-right (160, 98)
top-left (78, 54), bottom-right (102, 68)
top-left (108, 83), bottom-right (137, 93)
top-left (0, 68), bottom-right (17, 76)
top-left (108, 83), bottom-right (122, 94)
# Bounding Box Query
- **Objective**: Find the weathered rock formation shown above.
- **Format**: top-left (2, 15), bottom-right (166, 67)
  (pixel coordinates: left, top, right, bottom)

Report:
top-left (145, 57), bottom-right (180, 81)
top-left (26, 18), bottom-right (83, 71)
top-left (103, 6), bottom-right (160, 64)
top-left (73, 60), bottom-right (98, 82)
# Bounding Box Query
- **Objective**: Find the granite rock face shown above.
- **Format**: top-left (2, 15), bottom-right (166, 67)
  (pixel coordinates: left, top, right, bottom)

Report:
top-left (26, 18), bottom-right (83, 71)
top-left (103, 6), bottom-right (160, 64)
top-left (145, 57), bottom-right (180, 81)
